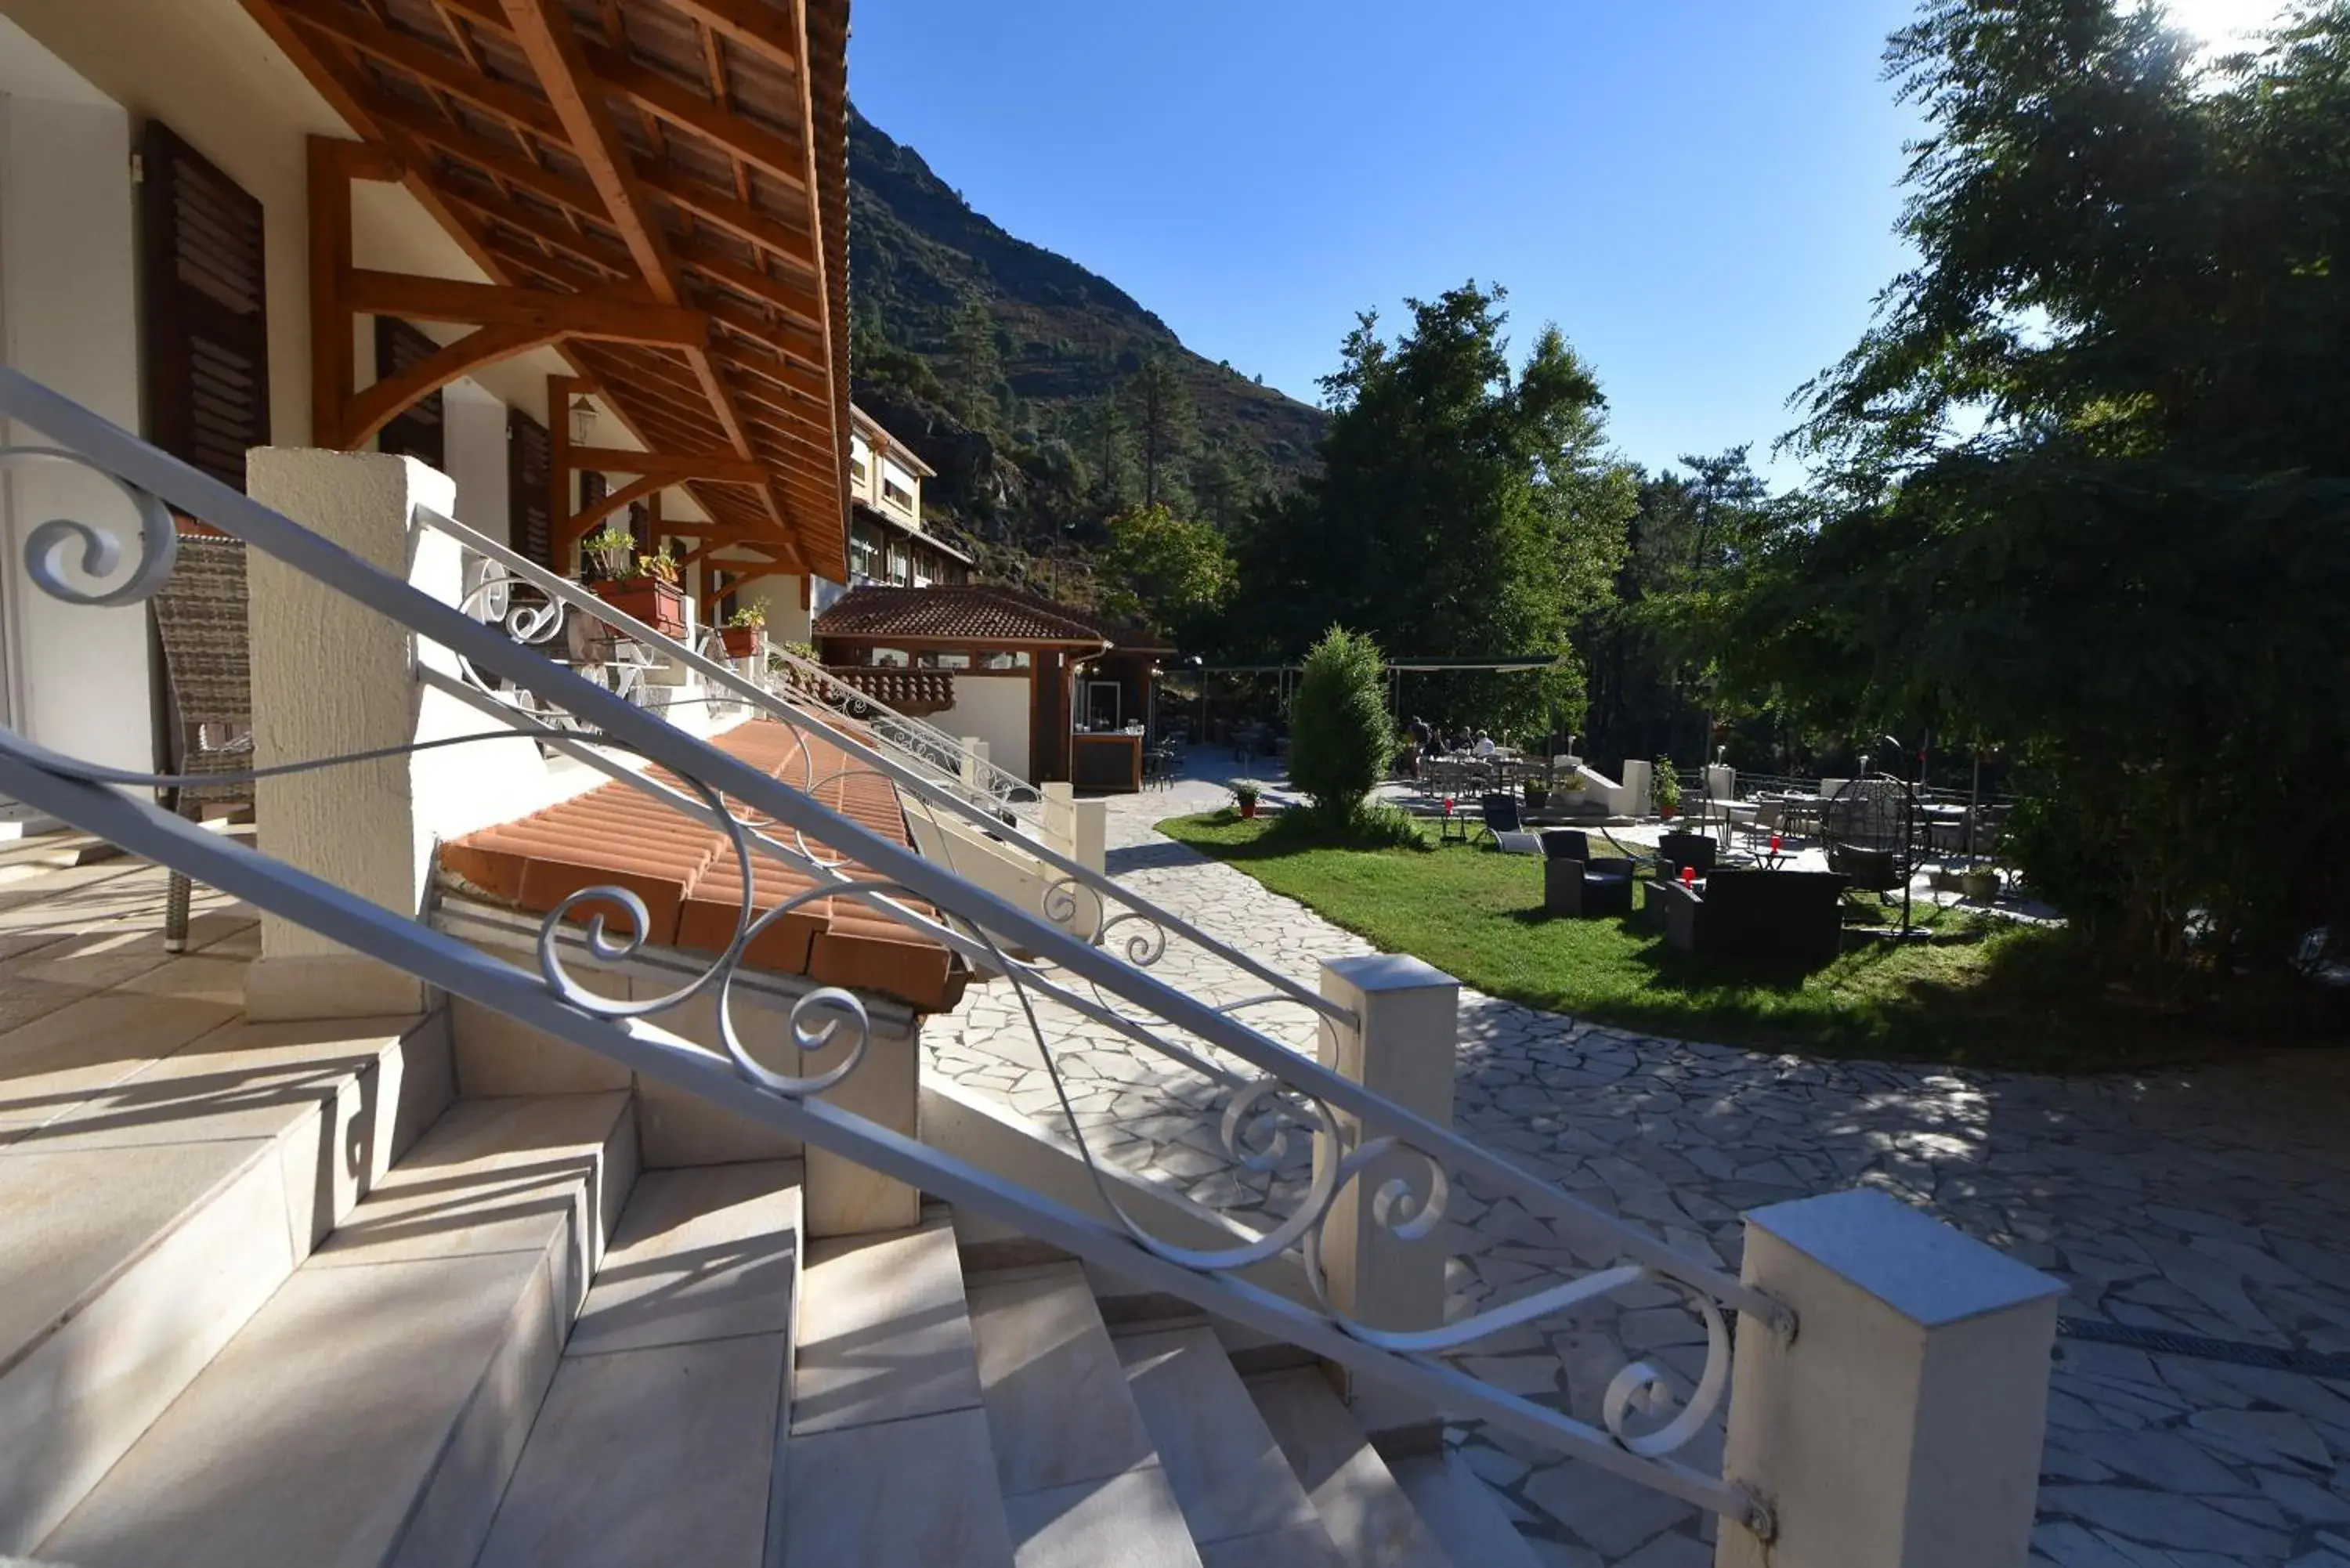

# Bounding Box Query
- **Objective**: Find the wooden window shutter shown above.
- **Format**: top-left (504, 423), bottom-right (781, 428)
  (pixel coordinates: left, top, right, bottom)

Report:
top-left (374, 319), bottom-right (446, 469)
top-left (140, 120), bottom-right (269, 491)
top-left (508, 408), bottom-right (552, 568)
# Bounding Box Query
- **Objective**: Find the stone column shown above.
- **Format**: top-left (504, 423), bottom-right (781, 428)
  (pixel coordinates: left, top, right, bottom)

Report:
top-left (244, 449), bottom-right (548, 1021)
top-left (1314, 954), bottom-right (1458, 1337)
top-left (1716, 1187), bottom-right (2066, 1568)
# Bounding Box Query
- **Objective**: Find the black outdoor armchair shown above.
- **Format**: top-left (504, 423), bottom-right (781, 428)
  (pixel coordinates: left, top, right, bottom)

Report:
top-left (1656, 830), bottom-right (1717, 882)
top-left (1541, 829), bottom-right (1634, 918)
top-left (1656, 869), bottom-right (1848, 965)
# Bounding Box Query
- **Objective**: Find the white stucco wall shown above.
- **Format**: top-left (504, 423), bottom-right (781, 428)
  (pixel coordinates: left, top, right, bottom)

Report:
top-left (0, 42), bottom-right (152, 778)
top-left (933, 673), bottom-right (1032, 785)
top-left (733, 573), bottom-right (810, 645)
top-left (439, 378), bottom-right (512, 546)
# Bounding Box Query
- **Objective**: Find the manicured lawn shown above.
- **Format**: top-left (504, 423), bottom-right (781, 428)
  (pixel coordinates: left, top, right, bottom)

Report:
top-left (1158, 811), bottom-right (2265, 1072)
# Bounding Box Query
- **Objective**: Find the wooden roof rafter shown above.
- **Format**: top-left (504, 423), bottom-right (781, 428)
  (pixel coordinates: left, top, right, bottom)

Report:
top-left (240, 0), bottom-right (851, 579)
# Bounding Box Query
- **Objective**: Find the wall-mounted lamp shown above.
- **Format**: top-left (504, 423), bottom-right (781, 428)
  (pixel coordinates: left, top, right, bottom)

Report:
top-left (568, 395), bottom-right (598, 446)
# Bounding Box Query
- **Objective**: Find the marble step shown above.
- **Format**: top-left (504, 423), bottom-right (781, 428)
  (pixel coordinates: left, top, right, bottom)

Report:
top-left (0, 1006), bottom-right (452, 1552)
top-left (478, 1160), bottom-right (804, 1568)
top-left (1113, 1321), bottom-right (1344, 1567)
top-left (1388, 1453), bottom-right (1542, 1568)
top-left (1247, 1369), bottom-right (1454, 1568)
top-left (781, 1214), bottom-right (1017, 1566)
top-left (39, 1091), bottom-right (637, 1568)
top-left (964, 1262), bottom-right (1201, 1568)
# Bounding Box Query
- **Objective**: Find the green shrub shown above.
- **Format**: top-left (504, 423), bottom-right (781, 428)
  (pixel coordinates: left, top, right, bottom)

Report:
top-left (1288, 627), bottom-right (1391, 829)
top-left (1264, 799), bottom-right (1429, 851)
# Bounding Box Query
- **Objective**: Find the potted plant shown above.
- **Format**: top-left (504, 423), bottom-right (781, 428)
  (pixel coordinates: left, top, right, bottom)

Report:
top-left (1961, 865), bottom-right (2001, 901)
top-left (720, 604), bottom-right (766, 659)
top-left (1523, 777), bottom-right (1549, 811)
top-left (579, 523), bottom-right (636, 581)
top-left (1231, 779), bottom-right (1262, 820)
top-left (1654, 756), bottom-right (1681, 820)
top-left (587, 542), bottom-right (686, 639)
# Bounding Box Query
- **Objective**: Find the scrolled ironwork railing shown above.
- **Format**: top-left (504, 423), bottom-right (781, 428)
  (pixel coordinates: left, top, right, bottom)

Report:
top-left (418, 500), bottom-right (1352, 1045)
top-left (0, 367), bottom-right (1789, 1539)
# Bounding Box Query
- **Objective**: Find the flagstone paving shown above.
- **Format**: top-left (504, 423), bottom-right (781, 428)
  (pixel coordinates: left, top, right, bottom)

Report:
top-left (927, 761), bottom-right (2350, 1566)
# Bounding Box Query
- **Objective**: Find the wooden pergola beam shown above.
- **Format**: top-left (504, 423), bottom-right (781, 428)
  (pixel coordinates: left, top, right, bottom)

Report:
top-left (497, 0), bottom-right (785, 547)
top-left (636, 162), bottom-right (817, 273)
top-left (580, 40), bottom-right (806, 192)
top-left (783, 0), bottom-right (845, 529)
top-left (246, 0), bottom-right (849, 572)
top-left (347, 323), bottom-right (562, 450)
top-left (341, 270), bottom-right (708, 347)
top-left (280, 0), bottom-right (568, 139)
top-left (497, 0), bottom-right (679, 299)
top-left (566, 446), bottom-right (768, 485)
top-left (562, 471), bottom-right (668, 547)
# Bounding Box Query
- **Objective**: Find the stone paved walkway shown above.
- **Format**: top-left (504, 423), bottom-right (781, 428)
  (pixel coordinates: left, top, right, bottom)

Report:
top-left (928, 758), bottom-right (2350, 1567)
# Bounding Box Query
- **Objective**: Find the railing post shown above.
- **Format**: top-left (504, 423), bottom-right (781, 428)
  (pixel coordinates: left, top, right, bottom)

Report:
top-left (958, 736), bottom-right (989, 789)
top-left (243, 450), bottom-right (548, 1021)
top-left (1042, 782), bottom-right (1106, 873)
top-left (1314, 955), bottom-right (1457, 1342)
top-left (1716, 1188), bottom-right (2065, 1568)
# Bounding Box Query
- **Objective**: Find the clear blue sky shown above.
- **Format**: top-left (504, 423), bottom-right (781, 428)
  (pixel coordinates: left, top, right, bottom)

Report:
top-left (847, 2), bottom-right (1928, 489)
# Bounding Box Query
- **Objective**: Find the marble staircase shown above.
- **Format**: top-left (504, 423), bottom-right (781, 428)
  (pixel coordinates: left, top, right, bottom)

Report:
top-left (0, 875), bottom-right (1539, 1566)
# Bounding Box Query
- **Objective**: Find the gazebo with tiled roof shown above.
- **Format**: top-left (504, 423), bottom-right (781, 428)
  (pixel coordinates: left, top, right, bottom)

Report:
top-left (812, 583), bottom-right (1180, 789)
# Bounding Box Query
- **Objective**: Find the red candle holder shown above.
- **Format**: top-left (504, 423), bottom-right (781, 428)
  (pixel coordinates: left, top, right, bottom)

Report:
top-left (1680, 865), bottom-right (1697, 887)
top-left (1770, 833), bottom-right (1782, 852)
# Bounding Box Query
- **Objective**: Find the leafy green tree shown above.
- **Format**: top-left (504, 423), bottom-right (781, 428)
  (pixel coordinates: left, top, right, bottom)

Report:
top-left (1097, 503), bottom-right (1234, 647)
top-left (946, 300), bottom-right (1007, 431)
top-left (1228, 284), bottom-right (1632, 737)
top-left (1723, 0), bottom-right (2350, 981)
top-left (1287, 627), bottom-right (1393, 828)
top-left (1118, 356), bottom-right (1198, 513)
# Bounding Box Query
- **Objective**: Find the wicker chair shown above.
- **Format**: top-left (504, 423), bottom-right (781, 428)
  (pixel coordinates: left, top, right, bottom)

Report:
top-left (151, 529), bottom-right (253, 952)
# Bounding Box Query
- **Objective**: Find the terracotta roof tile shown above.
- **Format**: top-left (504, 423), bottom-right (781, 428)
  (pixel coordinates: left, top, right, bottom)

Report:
top-left (439, 719), bottom-right (965, 1011)
top-left (822, 667), bottom-right (956, 716)
top-left (813, 585), bottom-right (1112, 645)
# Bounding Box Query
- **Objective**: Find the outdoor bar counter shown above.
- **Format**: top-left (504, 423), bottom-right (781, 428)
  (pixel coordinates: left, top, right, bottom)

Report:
top-left (1070, 731), bottom-right (1144, 793)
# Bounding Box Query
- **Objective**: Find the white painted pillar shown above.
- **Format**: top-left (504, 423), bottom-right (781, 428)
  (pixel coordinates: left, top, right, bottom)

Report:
top-left (1314, 955), bottom-right (1458, 1339)
top-left (1620, 759), bottom-right (1654, 818)
top-left (1716, 1188), bottom-right (2066, 1568)
top-left (244, 449), bottom-right (547, 1021)
top-left (1041, 779), bottom-right (1107, 873)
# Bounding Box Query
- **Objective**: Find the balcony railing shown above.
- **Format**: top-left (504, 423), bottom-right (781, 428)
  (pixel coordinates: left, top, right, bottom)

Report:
top-left (0, 367), bottom-right (1792, 1540)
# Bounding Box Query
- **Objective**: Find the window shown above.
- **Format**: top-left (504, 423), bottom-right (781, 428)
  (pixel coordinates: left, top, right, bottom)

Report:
top-left (916, 651), bottom-right (971, 670)
top-left (870, 647), bottom-right (909, 668)
top-left (849, 527), bottom-right (880, 583)
top-left (140, 121), bottom-right (269, 491)
top-left (978, 650), bottom-right (1031, 671)
top-left (886, 539), bottom-right (911, 586)
top-left (374, 319), bottom-right (445, 468)
top-left (882, 477), bottom-right (915, 513)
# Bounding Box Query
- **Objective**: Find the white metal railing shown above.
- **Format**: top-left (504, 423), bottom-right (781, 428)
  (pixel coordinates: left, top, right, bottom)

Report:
top-left (0, 367), bottom-right (1786, 1538)
top-left (757, 641), bottom-right (1045, 826)
top-left (427, 505), bottom-right (1336, 1030)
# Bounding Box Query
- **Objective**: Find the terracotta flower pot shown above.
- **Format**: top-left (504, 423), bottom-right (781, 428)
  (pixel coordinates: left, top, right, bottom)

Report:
top-left (720, 626), bottom-right (764, 659)
top-left (1238, 799), bottom-right (1259, 819)
top-left (589, 576), bottom-right (686, 640)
